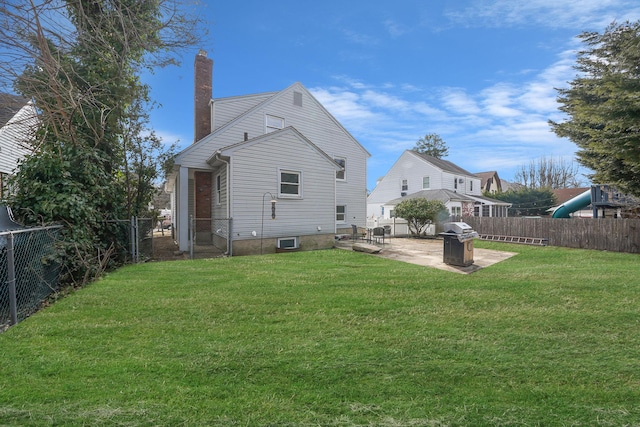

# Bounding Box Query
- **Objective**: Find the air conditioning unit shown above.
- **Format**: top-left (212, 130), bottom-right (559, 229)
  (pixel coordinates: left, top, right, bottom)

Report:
top-left (401, 192), bottom-right (407, 197)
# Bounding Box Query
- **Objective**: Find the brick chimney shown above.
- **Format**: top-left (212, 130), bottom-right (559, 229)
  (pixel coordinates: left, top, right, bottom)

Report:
top-left (194, 49), bottom-right (213, 143)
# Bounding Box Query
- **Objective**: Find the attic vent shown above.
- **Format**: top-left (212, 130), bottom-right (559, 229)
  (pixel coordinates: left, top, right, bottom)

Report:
top-left (293, 91), bottom-right (302, 107)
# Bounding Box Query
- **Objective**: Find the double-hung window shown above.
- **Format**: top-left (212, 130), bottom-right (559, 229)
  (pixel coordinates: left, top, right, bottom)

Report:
top-left (336, 205), bottom-right (346, 222)
top-left (401, 179), bottom-right (408, 192)
top-left (279, 169), bottom-right (302, 198)
top-left (422, 176), bottom-right (430, 189)
top-left (266, 114), bottom-right (284, 133)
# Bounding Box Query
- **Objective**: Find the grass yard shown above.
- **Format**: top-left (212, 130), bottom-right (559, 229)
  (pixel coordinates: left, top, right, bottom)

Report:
top-left (0, 242), bottom-right (639, 426)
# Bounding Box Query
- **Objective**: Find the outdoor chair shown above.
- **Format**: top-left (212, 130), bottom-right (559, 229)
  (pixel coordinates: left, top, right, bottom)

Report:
top-left (351, 224), bottom-right (366, 241)
top-left (372, 226), bottom-right (385, 245)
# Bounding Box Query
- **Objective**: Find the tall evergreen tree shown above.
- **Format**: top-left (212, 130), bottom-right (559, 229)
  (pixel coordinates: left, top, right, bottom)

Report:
top-left (412, 133), bottom-right (449, 159)
top-left (550, 21), bottom-right (640, 197)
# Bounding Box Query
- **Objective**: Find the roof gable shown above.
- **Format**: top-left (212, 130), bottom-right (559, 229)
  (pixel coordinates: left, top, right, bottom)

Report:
top-left (386, 189), bottom-right (475, 205)
top-left (408, 150), bottom-right (474, 176)
top-left (0, 94), bottom-right (29, 129)
top-left (209, 126), bottom-right (342, 171)
top-left (176, 81), bottom-right (370, 163)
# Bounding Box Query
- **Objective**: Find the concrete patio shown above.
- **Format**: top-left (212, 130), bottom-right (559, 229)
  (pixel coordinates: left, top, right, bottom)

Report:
top-left (334, 236), bottom-right (517, 274)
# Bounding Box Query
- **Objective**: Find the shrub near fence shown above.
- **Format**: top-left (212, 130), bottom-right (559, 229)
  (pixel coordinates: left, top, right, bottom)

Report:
top-left (464, 217), bottom-right (640, 253)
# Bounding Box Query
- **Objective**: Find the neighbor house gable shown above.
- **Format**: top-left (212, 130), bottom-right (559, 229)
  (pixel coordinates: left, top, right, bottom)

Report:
top-left (0, 94), bottom-right (37, 178)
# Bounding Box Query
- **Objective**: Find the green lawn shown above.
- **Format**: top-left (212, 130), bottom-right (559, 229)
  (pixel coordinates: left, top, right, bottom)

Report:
top-left (1, 242), bottom-right (639, 426)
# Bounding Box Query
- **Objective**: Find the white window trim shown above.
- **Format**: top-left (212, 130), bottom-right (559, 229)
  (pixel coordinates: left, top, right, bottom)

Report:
top-left (265, 114), bottom-right (284, 133)
top-left (278, 168), bottom-right (303, 198)
top-left (336, 205), bottom-right (346, 223)
top-left (401, 179), bottom-right (408, 192)
top-left (334, 157), bottom-right (346, 181)
top-left (422, 175), bottom-right (430, 190)
top-left (277, 236), bottom-right (299, 249)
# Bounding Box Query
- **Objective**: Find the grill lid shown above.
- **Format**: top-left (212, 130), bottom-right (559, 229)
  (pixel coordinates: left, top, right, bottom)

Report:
top-left (443, 222), bottom-right (473, 234)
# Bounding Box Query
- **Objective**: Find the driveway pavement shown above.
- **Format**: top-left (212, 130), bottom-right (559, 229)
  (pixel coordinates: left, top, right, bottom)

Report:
top-left (335, 237), bottom-right (517, 274)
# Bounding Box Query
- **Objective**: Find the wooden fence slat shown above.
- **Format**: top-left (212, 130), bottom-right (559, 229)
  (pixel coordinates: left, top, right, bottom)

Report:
top-left (464, 217), bottom-right (640, 253)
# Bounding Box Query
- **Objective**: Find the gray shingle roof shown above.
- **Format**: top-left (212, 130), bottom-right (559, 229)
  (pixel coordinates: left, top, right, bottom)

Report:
top-left (409, 150), bottom-right (475, 176)
top-left (0, 93), bottom-right (29, 129)
top-left (385, 189), bottom-right (476, 205)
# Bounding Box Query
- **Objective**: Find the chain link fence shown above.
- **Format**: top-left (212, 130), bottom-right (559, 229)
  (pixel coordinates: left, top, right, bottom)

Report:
top-left (1, 225), bottom-right (63, 330)
top-left (190, 217), bottom-right (231, 259)
top-left (1, 217), bottom-right (155, 331)
top-left (105, 217), bottom-right (155, 263)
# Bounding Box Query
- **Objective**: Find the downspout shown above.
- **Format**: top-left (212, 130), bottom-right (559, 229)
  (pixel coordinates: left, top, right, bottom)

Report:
top-left (216, 151), bottom-right (232, 256)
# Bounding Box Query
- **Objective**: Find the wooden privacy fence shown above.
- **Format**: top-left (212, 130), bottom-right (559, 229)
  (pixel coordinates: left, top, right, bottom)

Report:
top-left (463, 217), bottom-right (640, 254)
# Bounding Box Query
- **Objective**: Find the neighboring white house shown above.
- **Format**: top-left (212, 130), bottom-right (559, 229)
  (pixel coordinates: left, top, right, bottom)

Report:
top-left (367, 150), bottom-right (510, 221)
top-left (0, 94), bottom-right (36, 199)
top-left (166, 51), bottom-right (370, 255)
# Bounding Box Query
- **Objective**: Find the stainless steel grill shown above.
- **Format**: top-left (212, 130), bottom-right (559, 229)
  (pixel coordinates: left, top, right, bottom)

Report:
top-left (440, 222), bottom-right (478, 266)
top-left (443, 222), bottom-right (479, 243)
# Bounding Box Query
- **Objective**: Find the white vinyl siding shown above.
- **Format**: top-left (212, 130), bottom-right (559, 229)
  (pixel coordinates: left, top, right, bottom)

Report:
top-left (176, 82), bottom-right (368, 231)
top-left (0, 103), bottom-right (36, 176)
top-left (228, 129), bottom-right (338, 238)
top-left (212, 93), bottom-right (275, 131)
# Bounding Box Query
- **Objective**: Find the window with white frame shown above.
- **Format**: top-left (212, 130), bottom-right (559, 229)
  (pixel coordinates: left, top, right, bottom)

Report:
top-left (336, 205), bottom-right (346, 222)
top-left (278, 237), bottom-right (298, 249)
top-left (401, 179), bottom-right (408, 192)
top-left (279, 169), bottom-right (302, 197)
top-left (450, 206), bottom-right (461, 217)
top-left (266, 114), bottom-right (284, 133)
top-left (334, 157), bottom-right (346, 180)
top-left (215, 174), bottom-right (222, 205)
top-left (422, 176), bottom-right (430, 189)
top-left (470, 180), bottom-right (473, 192)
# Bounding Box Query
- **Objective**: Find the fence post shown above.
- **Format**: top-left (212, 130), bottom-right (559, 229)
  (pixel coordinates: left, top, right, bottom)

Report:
top-left (7, 233), bottom-right (18, 326)
top-left (130, 217), bottom-right (136, 263)
top-left (135, 217), bottom-right (140, 263)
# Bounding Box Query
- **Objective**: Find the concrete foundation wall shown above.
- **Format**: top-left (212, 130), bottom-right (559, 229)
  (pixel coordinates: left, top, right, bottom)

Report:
top-left (231, 233), bottom-right (336, 256)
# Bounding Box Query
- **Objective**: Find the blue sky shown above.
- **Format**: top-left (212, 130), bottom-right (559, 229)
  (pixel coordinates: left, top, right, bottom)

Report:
top-left (142, 0), bottom-right (640, 191)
